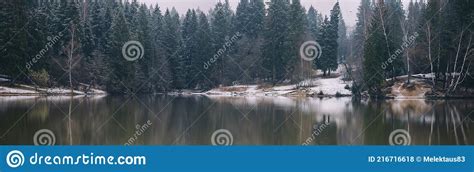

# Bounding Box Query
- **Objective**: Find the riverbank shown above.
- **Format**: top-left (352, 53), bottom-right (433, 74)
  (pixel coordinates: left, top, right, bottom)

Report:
top-left (384, 74), bottom-right (474, 99)
top-left (204, 74), bottom-right (352, 97)
top-left (0, 84), bottom-right (106, 96)
top-left (2, 73), bottom-right (473, 99)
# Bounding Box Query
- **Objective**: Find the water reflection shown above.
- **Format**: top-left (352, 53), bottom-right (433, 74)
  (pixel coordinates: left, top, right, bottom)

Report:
top-left (0, 95), bottom-right (472, 145)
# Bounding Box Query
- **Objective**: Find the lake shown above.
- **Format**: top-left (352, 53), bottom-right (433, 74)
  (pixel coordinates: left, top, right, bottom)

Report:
top-left (0, 95), bottom-right (473, 145)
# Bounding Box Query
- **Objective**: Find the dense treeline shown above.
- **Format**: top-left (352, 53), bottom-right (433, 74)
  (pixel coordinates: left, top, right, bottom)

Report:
top-left (1, 0), bottom-right (472, 97)
top-left (350, 0), bottom-right (473, 98)
top-left (0, 0), bottom-right (345, 94)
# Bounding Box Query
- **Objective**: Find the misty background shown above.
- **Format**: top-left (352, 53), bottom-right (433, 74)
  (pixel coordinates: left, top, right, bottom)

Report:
top-left (139, 0), bottom-right (412, 28)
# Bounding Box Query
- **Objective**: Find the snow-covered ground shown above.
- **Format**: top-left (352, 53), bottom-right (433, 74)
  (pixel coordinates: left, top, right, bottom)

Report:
top-left (205, 69), bottom-right (352, 97)
top-left (308, 76), bottom-right (352, 95)
top-left (0, 86), bottom-right (38, 94)
top-left (0, 85), bottom-right (106, 96)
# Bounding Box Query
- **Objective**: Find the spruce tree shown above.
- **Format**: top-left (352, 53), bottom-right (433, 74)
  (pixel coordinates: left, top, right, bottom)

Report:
top-left (352, 0), bottom-right (372, 67)
top-left (195, 12), bottom-right (213, 89)
top-left (327, 2), bottom-right (341, 74)
top-left (385, 0), bottom-right (405, 78)
top-left (363, 1), bottom-right (387, 98)
top-left (307, 6), bottom-right (320, 40)
top-left (210, 1), bottom-right (233, 85)
top-left (149, 4), bottom-right (171, 92)
top-left (315, 16), bottom-right (331, 75)
top-left (288, 0), bottom-right (308, 81)
top-left (104, 3), bottom-right (132, 93)
top-left (247, 0), bottom-right (265, 38)
top-left (262, 0), bottom-right (291, 83)
top-left (181, 9), bottom-right (199, 88)
top-left (163, 9), bottom-right (182, 89)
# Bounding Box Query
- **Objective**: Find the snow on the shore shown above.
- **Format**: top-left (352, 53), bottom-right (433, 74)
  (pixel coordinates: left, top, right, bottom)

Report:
top-left (205, 75), bottom-right (352, 97)
top-left (0, 85), bottom-right (106, 95)
top-left (308, 76), bottom-right (351, 95)
top-left (43, 88), bottom-right (85, 94)
top-left (0, 86), bottom-right (38, 94)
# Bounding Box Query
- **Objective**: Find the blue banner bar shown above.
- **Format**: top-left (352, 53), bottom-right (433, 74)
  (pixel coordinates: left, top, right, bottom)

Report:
top-left (0, 146), bottom-right (472, 172)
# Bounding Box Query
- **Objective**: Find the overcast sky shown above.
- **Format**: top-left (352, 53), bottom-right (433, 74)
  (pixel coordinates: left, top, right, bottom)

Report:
top-left (138, 0), bottom-right (411, 28)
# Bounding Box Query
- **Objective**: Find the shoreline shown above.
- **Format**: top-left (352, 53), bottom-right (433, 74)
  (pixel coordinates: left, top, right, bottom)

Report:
top-left (1, 92), bottom-right (473, 100)
top-left (2, 87), bottom-right (474, 100)
top-left (0, 85), bottom-right (107, 97)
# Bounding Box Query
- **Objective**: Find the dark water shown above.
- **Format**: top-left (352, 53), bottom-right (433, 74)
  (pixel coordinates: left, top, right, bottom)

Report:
top-left (0, 95), bottom-right (473, 145)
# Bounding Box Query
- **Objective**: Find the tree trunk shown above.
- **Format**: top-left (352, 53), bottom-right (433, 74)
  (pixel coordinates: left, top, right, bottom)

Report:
top-left (448, 30), bottom-right (464, 92)
top-left (69, 24), bottom-right (75, 96)
top-left (427, 25), bottom-right (435, 88)
top-left (453, 35), bottom-right (472, 91)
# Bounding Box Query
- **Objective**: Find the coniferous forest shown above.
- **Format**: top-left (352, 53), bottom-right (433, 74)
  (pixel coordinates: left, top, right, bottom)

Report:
top-left (0, 0), bottom-right (473, 97)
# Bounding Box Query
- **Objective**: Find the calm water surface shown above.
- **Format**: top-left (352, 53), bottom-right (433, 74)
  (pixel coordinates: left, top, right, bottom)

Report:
top-left (0, 95), bottom-right (473, 145)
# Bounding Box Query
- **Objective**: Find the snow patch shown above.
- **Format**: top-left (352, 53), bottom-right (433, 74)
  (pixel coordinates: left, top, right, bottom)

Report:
top-left (205, 75), bottom-right (352, 97)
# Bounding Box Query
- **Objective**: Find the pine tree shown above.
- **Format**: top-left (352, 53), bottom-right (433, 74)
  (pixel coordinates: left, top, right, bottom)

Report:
top-left (262, 0), bottom-right (291, 83)
top-left (236, 0), bottom-right (250, 33)
top-left (315, 16), bottom-right (331, 75)
top-left (327, 2), bottom-right (341, 74)
top-left (231, 0), bottom-right (265, 83)
top-left (351, 0), bottom-right (372, 68)
top-left (163, 8), bottom-right (182, 89)
top-left (288, 0), bottom-right (308, 81)
top-left (338, 15), bottom-right (349, 63)
top-left (195, 12), bottom-right (213, 89)
top-left (307, 6), bottom-right (320, 40)
top-left (181, 9), bottom-right (199, 89)
top-left (104, 3), bottom-right (133, 93)
top-left (385, 0), bottom-right (405, 78)
top-left (0, 0), bottom-right (29, 81)
top-left (317, 3), bottom-right (341, 76)
top-left (210, 1), bottom-right (233, 85)
top-left (363, 1), bottom-right (387, 98)
top-left (149, 4), bottom-right (171, 92)
top-left (247, 0), bottom-right (265, 38)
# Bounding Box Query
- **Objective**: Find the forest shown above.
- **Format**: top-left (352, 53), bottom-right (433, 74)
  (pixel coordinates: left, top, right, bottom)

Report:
top-left (0, 0), bottom-right (473, 98)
